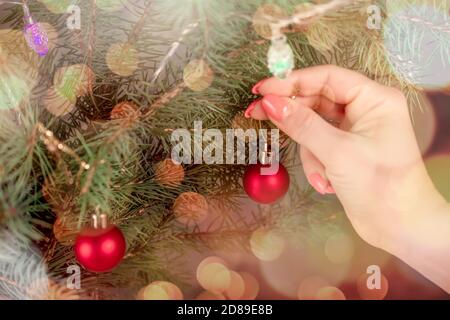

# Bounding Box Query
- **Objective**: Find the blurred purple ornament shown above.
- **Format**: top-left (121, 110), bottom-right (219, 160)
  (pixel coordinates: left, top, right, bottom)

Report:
top-left (23, 5), bottom-right (48, 57)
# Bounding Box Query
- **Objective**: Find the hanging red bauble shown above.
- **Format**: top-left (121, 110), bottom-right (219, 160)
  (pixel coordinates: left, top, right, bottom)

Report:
top-left (243, 162), bottom-right (290, 204)
top-left (74, 214), bottom-right (126, 273)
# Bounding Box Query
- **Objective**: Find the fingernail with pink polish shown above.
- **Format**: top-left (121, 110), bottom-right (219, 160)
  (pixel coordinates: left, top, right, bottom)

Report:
top-left (261, 94), bottom-right (288, 122)
top-left (325, 185), bottom-right (335, 194)
top-left (244, 99), bottom-right (261, 118)
top-left (252, 80), bottom-right (266, 95)
top-left (308, 173), bottom-right (328, 195)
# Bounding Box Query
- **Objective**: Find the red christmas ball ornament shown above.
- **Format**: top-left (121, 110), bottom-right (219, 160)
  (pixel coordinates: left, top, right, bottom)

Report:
top-left (74, 214), bottom-right (126, 273)
top-left (243, 162), bottom-right (290, 204)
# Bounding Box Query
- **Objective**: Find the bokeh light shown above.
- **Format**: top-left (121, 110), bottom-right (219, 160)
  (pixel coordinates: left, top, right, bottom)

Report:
top-left (106, 42), bottom-right (138, 77)
top-left (96, 0), bottom-right (126, 12)
top-left (196, 259), bottom-right (231, 293)
top-left (383, 5), bottom-right (450, 90)
top-left (315, 286), bottom-right (346, 300)
top-left (39, 0), bottom-right (74, 14)
top-left (297, 276), bottom-right (329, 300)
top-left (143, 281), bottom-right (183, 300)
top-left (1, 38), bottom-right (37, 107)
top-left (356, 272), bottom-right (389, 300)
top-left (259, 244), bottom-right (310, 298)
top-left (53, 64), bottom-right (94, 103)
top-left (0, 73), bottom-right (31, 110)
top-left (136, 287), bottom-right (145, 300)
top-left (183, 59), bottom-right (214, 92)
top-left (324, 233), bottom-right (354, 264)
top-left (44, 87), bottom-right (76, 117)
top-left (239, 272), bottom-right (260, 300)
top-left (196, 257), bottom-right (231, 294)
top-left (196, 291), bottom-right (226, 300)
top-left (224, 271), bottom-right (245, 300)
top-left (0, 29), bottom-right (42, 71)
top-left (250, 227), bottom-right (285, 262)
top-left (197, 256), bottom-right (229, 273)
top-left (173, 192), bottom-right (209, 225)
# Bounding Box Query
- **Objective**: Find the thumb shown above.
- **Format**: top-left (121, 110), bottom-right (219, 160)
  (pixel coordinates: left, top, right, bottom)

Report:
top-left (261, 94), bottom-right (348, 164)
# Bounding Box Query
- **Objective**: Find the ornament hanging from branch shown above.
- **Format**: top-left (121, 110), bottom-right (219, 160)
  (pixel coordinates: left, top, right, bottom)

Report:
top-left (243, 143), bottom-right (290, 204)
top-left (74, 211), bottom-right (126, 273)
top-left (267, 34), bottom-right (294, 79)
top-left (264, 0), bottom-right (355, 78)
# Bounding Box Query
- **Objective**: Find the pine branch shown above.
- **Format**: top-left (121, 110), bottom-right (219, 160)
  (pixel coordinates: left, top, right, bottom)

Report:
top-left (142, 82), bottom-right (186, 118)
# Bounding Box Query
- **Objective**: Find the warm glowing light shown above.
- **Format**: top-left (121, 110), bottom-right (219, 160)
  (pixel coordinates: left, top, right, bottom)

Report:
top-left (106, 43), bottom-right (138, 77)
top-left (196, 291), bottom-right (226, 300)
top-left (173, 192), bottom-right (209, 225)
top-left (297, 276), bottom-right (329, 300)
top-left (44, 87), bottom-right (76, 117)
top-left (197, 256), bottom-right (229, 273)
top-left (144, 283), bottom-right (170, 300)
top-left (224, 271), bottom-right (245, 300)
top-left (250, 227), bottom-right (285, 262)
top-left (136, 287), bottom-right (145, 300)
top-left (143, 281), bottom-right (183, 300)
top-left (356, 272), bottom-right (389, 300)
top-left (96, 0), bottom-right (126, 12)
top-left (239, 272), bottom-right (260, 300)
top-left (39, 0), bottom-right (73, 14)
top-left (53, 64), bottom-right (94, 103)
top-left (324, 233), bottom-right (354, 264)
top-left (196, 257), bottom-right (231, 293)
top-left (183, 59), bottom-right (214, 92)
top-left (0, 73), bottom-right (31, 110)
top-left (315, 286), bottom-right (346, 300)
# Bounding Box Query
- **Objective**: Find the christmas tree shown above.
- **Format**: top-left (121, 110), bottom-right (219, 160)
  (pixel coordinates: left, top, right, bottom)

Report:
top-left (0, 0), bottom-right (449, 300)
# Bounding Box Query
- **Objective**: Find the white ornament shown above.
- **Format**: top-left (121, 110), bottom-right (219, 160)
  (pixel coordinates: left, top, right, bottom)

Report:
top-left (267, 35), bottom-right (294, 79)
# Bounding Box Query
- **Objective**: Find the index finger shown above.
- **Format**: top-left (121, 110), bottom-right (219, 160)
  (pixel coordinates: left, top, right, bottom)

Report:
top-left (254, 65), bottom-right (377, 104)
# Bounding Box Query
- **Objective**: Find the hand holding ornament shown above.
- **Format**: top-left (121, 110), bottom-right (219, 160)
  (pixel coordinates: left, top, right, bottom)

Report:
top-left (246, 65), bottom-right (450, 293)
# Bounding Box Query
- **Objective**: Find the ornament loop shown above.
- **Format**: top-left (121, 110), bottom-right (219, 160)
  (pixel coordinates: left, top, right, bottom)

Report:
top-left (100, 214), bottom-right (108, 229)
top-left (91, 214), bottom-right (99, 229)
top-left (91, 206), bottom-right (108, 229)
top-left (259, 142), bottom-right (271, 165)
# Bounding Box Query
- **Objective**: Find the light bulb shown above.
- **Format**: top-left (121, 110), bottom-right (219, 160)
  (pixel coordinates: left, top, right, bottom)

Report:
top-left (267, 34), bottom-right (294, 79)
top-left (23, 5), bottom-right (49, 57)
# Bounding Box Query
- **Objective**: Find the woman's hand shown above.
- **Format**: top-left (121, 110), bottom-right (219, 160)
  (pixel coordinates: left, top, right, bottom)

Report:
top-left (246, 65), bottom-right (450, 293)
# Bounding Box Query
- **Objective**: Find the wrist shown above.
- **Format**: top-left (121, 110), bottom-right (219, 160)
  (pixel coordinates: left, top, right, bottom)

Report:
top-left (384, 197), bottom-right (449, 258)
top-left (379, 167), bottom-right (448, 257)
top-left (382, 190), bottom-right (450, 293)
